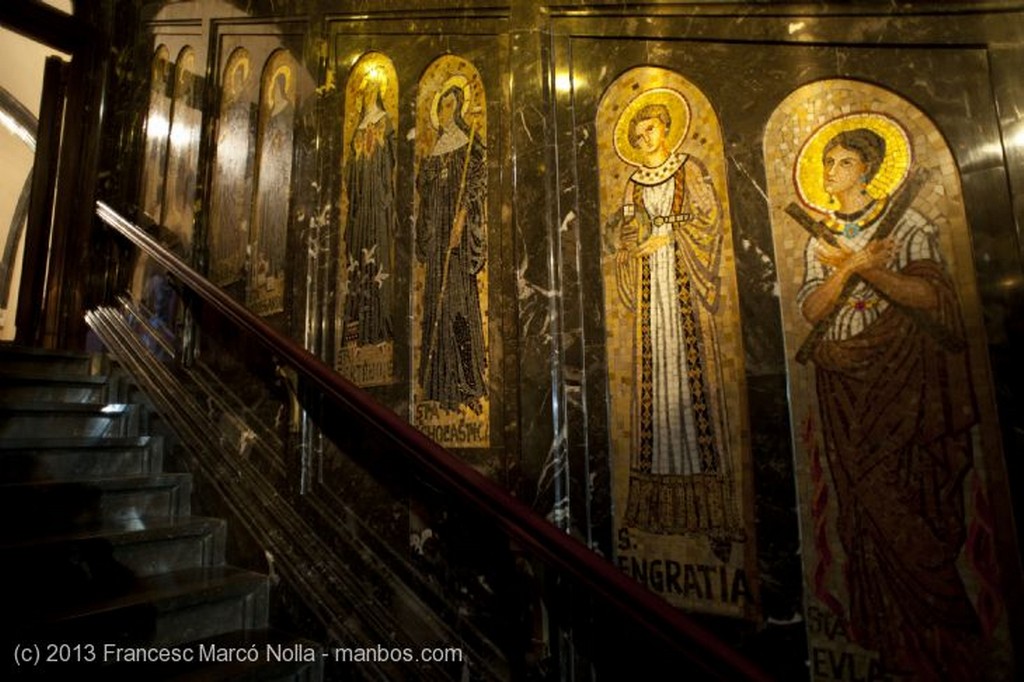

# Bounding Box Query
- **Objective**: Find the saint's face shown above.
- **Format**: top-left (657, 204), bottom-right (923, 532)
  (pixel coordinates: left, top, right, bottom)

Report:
top-left (823, 144), bottom-right (869, 196)
top-left (361, 80), bottom-right (380, 111)
top-left (268, 74), bottom-right (288, 109)
top-left (632, 116), bottom-right (668, 157)
top-left (438, 92), bottom-right (458, 130)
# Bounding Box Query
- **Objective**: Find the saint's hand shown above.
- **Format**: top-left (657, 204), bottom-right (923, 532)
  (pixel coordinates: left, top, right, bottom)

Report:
top-left (618, 216), bottom-right (639, 246)
top-left (846, 238), bottom-right (895, 275)
top-left (635, 233), bottom-right (672, 257)
top-left (816, 241), bottom-right (852, 270)
top-left (817, 238), bottom-right (894, 277)
top-left (615, 218), bottom-right (639, 263)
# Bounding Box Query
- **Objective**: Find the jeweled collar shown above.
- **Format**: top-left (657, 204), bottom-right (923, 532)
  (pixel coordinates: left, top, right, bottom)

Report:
top-left (825, 196), bottom-right (888, 238)
top-left (630, 150), bottom-right (688, 186)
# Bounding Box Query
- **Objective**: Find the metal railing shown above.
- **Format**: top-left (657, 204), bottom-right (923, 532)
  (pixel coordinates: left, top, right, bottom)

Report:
top-left (95, 199), bottom-right (772, 681)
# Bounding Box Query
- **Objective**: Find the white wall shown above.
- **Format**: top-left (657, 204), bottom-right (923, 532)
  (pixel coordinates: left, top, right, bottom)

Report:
top-left (0, 0), bottom-right (72, 340)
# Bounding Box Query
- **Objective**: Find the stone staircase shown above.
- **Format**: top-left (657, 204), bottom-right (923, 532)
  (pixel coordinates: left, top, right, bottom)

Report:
top-left (0, 344), bottom-right (322, 680)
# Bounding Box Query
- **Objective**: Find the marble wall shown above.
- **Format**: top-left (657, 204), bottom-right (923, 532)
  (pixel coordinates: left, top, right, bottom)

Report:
top-left (100, 2), bottom-right (1024, 679)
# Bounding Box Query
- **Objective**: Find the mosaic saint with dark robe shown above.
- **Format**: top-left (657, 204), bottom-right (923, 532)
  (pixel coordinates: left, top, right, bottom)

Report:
top-left (416, 84), bottom-right (487, 411)
top-left (342, 75), bottom-right (395, 345)
top-left (251, 64), bottom-right (294, 309)
top-left (141, 47), bottom-right (171, 224)
top-left (209, 50), bottom-right (254, 286)
top-left (163, 47), bottom-right (201, 248)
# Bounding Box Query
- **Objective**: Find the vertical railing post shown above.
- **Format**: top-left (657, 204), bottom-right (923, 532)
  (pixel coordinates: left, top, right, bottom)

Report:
top-left (15, 56), bottom-right (67, 347)
top-left (42, 2), bottom-right (110, 350)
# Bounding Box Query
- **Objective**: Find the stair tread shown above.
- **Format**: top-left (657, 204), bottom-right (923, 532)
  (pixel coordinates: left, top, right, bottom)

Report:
top-left (0, 344), bottom-right (96, 359)
top-left (0, 474), bottom-right (193, 541)
top-left (0, 515), bottom-right (225, 550)
top-left (57, 565), bottom-right (266, 617)
top-left (0, 347), bottom-right (314, 678)
top-left (0, 401), bottom-right (134, 413)
top-left (0, 369), bottom-right (110, 384)
top-left (0, 438), bottom-right (164, 483)
top-left (1, 516), bottom-right (227, 606)
top-left (10, 565), bottom-right (267, 625)
top-left (0, 402), bottom-right (141, 439)
top-left (0, 472), bottom-right (190, 490)
top-left (0, 347), bottom-right (104, 388)
top-left (0, 436), bottom-right (156, 450)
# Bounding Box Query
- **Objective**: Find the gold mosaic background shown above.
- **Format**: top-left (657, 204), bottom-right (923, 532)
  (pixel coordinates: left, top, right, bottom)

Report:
top-left (764, 78), bottom-right (1009, 676)
top-left (410, 54), bottom-right (491, 450)
top-left (596, 65), bottom-right (755, 618)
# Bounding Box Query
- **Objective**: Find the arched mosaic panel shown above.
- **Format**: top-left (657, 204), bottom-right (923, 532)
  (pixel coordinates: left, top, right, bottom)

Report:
top-left (248, 49), bottom-right (297, 316)
top-left (208, 46), bottom-right (256, 288)
top-left (336, 51), bottom-right (399, 387)
top-left (162, 45), bottom-right (201, 253)
top-left (597, 66), bottom-right (755, 617)
top-left (764, 79), bottom-right (1013, 680)
top-left (411, 54), bottom-right (490, 449)
top-left (140, 44), bottom-right (171, 226)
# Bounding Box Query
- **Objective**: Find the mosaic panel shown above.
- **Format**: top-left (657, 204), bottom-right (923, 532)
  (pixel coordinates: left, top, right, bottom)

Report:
top-left (248, 48), bottom-right (297, 317)
top-left (140, 44), bottom-right (171, 226)
top-left (208, 46), bottom-right (257, 287)
top-left (411, 54), bottom-right (491, 450)
top-left (335, 51), bottom-right (399, 387)
top-left (597, 66), bottom-right (755, 618)
top-left (764, 78), bottom-right (1013, 680)
top-left (162, 45), bottom-right (201, 254)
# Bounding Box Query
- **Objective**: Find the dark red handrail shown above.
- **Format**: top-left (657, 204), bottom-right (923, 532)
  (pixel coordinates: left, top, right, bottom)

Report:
top-left (96, 200), bottom-right (772, 681)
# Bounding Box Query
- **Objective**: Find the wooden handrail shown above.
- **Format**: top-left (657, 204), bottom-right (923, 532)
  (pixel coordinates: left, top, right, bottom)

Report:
top-left (96, 200), bottom-right (772, 681)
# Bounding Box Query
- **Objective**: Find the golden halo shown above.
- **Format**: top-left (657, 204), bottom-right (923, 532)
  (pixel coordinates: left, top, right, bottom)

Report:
top-left (270, 64), bottom-right (293, 98)
top-left (225, 51), bottom-right (250, 100)
top-left (795, 112), bottom-right (912, 213)
top-left (175, 48), bottom-right (195, 91)
top-left (429, 74), bottom-right (470, 129)
top-left (358, 64), bottom-right (388, 99)
top-left (152, 45), bottom-right (169, 84)
top-left (612, 88), bottom-right (690, 167)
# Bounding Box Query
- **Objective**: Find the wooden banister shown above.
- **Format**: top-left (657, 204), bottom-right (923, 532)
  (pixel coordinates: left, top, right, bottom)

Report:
top-left (96, 199), bottom-right (772, 681)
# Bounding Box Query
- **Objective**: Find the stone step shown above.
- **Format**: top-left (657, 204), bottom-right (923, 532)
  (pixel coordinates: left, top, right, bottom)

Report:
top-left (0, 517), bottom-right (227, 596)
top-left (5, 566), bottom-right (269, 648)
top-left (0, 474), bottom-right (192, 539)
top-left (0, 346), bottom-right (319, 680)
top-left (0, 402), bottom-right (142, 439)
top-left (0, 370), bottom-right (115, 404)
top-left (0, 436), bottom-right (164, 483)
top-left (0, 345), bottom-right (104, 377)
